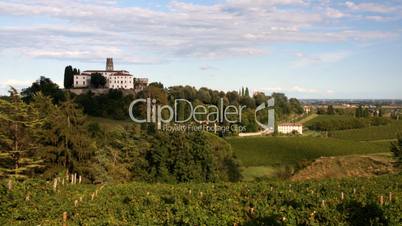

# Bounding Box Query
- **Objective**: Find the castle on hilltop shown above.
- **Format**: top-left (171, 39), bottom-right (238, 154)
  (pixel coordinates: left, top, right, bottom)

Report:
top-left (73, 58), bottom-right (148, 92)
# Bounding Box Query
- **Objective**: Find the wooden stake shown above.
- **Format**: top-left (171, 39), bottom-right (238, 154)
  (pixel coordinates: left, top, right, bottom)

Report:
top-left (74, 200), bottom-right (78, 207)
top-left (79, 176), bottom-right (82, 184)
top-left (389, 192), bottom-right (392, 203)
top-left (341, 192), bottom-right (344, 200)
top-left (7, 179), bottom-right (13, 191)
top-left (53, 178), bottom-right (58, 191)
top-left (25, 193), bottom-right (30, 201)
top-left (321, 200), bottom-right (325, 208)
top-left (379, 196), bottom-right (384, 206)
top-left (63, 212), bottom-right (68, 226)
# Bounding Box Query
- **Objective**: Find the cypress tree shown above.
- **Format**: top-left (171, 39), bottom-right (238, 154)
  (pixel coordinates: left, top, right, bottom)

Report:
top-left (245, 87), bottom-right (250, 97)
top-left (63, 66), bottom-right (74, 89)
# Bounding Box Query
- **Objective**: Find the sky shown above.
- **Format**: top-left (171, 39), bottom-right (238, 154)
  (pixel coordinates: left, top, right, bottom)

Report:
top-left (0, 0), bottom-right (402, 99)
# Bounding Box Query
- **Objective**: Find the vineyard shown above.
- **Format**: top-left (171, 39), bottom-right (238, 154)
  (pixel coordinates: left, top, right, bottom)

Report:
top-left (329, 120), bottom-right (402, 141)
top-left (1, 174), bottom-right (401, 225)
top-left (227, 136), bottom-right (390, 167)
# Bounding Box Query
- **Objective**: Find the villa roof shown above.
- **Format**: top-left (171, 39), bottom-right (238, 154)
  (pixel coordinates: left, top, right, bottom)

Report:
top-left (278, 123), bottom-right (303, 127)
top-left (80, 70), bottom-right (133, 76)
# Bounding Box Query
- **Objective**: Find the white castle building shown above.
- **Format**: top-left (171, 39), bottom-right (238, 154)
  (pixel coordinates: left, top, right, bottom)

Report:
top-left (73, 58), bottom-right (147, 90)
top-left (277, 123), bottom-right (303, 134)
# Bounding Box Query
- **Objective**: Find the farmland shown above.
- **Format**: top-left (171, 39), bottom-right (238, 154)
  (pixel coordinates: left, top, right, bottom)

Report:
top-left (227, 136), bottom-right (390, 167)
top-left (1, 175), bottom-right (401, 225)
top-left (329, 120), bottom-right (402, 141)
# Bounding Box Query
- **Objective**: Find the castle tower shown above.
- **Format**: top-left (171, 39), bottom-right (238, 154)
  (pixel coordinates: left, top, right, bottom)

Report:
top-left (106, 58), bottom-right (114, 71)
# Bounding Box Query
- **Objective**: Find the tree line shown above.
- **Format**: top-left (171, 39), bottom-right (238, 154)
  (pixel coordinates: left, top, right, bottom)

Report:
top-left (0, 78), bottom-right (245, 183)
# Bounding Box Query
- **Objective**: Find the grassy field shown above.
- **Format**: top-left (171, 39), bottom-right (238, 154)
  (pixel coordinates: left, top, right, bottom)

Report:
top-left (227, 136), bottom-right (390, 167)
top-left (329, 120), bottom-right (402, 141)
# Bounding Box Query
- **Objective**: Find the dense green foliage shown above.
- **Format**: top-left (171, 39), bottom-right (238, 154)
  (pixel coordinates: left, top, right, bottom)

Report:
top-left (74, 90), bottom-right (134, 120)
top-left (21, 76), bottom-right (65, 104)
top-left (137, 131), bottom-right (242, 183)
top-left (306, 115), bottom-right (390, 131)
top-left (355, 105), bottom-right (370, 118)
top-left (90, 73), bottom-right (107, 88)
top-left (0, 89), bottom-right (241, 183)
top-left (227, 136), bottom-right (390, 167)
top-left (76, 84), bottom-right (304, 133)
top-left (11, 76), bottom-right (305, 134)
top-left (1, 174), bottom-right (401, 225)
top-left (391, 135), bottom-right (402, 167)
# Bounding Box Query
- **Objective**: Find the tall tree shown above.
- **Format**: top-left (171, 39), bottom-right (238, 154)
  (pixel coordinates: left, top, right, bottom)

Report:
top-left (0, 88), bottom-right (44, 179)
top-left (355, 106), bottom-right (363, 118)
top-left (327, 105), bottom-right (335, 115)
top-left (21, 76), bottom-right (65, 104)
top-left (245, 87), bottom-right (250, 97)
top-left (64, 65), bottom-right (74, 89)
top-left (34, 95), bottom-right (95, 176)
top-left (391, 135), bottom-right (402, 167)
top-left (289, 98), bottom-right (304, 114)
top-left (90, 73), bottom-right (107, 88)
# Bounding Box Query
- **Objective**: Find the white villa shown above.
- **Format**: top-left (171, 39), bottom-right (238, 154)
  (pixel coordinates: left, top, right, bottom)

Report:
top-left (278, 123), bottom-right (303, 134)
top-left (73, 58), bottom-right (147, 90)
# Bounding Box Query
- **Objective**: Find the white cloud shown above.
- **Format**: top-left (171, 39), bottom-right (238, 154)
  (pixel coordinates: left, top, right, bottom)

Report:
top-left (0, 79), bottom-right (34, 95)
top-left (264, 87), bottom-right (284, 92)
top-left (345, 1), bottom-right (395, 14)
top-left (293, 51), bottom-right (350, 67)
top-left (200, 65), bottom-right (218, 71)
top-left (258, 85), bottom-right (331, 96)
top-left (291, 86), bottom-right (318, 93)
top-left (325, 8), bottom-right (345, 18)
top-left (0, 0), bottom-right (399, 63)
top-left (1, 79), bottom-right (33, 86)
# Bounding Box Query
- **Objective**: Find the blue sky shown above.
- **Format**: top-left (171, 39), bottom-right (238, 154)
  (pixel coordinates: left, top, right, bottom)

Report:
top-left (0, 0), bottom-right (401, 99)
